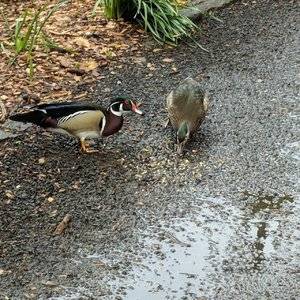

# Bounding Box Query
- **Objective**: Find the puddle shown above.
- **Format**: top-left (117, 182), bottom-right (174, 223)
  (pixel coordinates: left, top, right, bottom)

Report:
top-left (76, 197), bottom-right (238, 299)
top-left (61, 192), bottom-right (298, 300)
top-left (117, 219), bottom-right (229, 300)
top-left (113, 195), bottom-right (297, 299)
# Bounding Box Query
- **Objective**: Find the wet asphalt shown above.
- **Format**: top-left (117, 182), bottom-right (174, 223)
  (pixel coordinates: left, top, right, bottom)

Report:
top-left (0, 0), bottom-right (299, 299)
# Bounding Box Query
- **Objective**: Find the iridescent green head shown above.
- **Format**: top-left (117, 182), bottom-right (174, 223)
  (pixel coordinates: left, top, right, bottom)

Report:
top-left (176, 121), bottom-right (190, 154)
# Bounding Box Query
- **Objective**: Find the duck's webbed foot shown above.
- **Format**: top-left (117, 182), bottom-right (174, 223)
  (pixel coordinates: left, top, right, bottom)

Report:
top-left (79, 138), bottom-right (99, 154)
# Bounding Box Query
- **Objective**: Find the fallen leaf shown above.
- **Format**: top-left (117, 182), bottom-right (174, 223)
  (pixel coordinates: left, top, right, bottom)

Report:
top-left (91, 69), bottom-right (100, 77)
top-left (106, 21), bottom-right (116, 29)
top-left (133, 56), bottom-right (146, 64)
top-left (74, 75), bottom-right (81, 82)
top-left (5, 191), bottom-right (14, 199)
top-left (38, 157), bottom-right (46, 164)
top-left (58, 57), bottom-right (73, 68)
top-left (162, 58), bottom-right (174, 63)
top-left (0, 95), bottom-right (8, 101)
top-left (42, 281), bottom-right (58, 287)
top-left (47, 197), bottom-right (55, 203)
top-left (73, 37), bottom-right (90, 48)
top-left (170, 66), bottom-right (179, 74)
top-left (72, 181), bottom-right (80, 189)
top-left (147, 63), bottom-right (156, 70)
top-left (50, 210), bottom-right (58, 217)
top-left (80, 60), bottom-right (98, 72)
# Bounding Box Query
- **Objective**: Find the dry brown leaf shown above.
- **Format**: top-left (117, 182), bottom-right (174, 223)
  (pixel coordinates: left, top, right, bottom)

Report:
top-left (171, 66), bottom-right (179, 74)
top-left (91, 69), bottom-right (100, 77)
top-left (42, 281), bottom-right (58, 287)
top-left (106, 21), bottom-right (116, 29)
top-left (80, 60), bottom-right (98, 72)
top-left (5, 191), bottom-right (14, 199)
top-left (58, 57), bottom-right (73, 68)
top-left (133, 56), bottom-right (146, 65)
top-left (0, 100), bottom-right (7, 122)
top-left (147, 63), bottom-right (156, 71)
top-left (73, 37), bottom-right (91, 48)
top-left (1, 95), bottom-right (8, 101)
top-left (74, 75), bottom-right (82, 82)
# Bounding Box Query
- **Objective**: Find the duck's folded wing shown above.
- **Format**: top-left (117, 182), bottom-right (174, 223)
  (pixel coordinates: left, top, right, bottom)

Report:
top-left (58, 110), bottom-right (105, 135)
top-left (35, 102), bottom-right (101, 119)
top-left (10, 102), bottom-right (103, 129)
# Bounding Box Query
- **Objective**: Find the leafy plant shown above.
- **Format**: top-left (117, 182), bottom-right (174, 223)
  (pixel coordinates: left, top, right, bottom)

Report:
top-left (8, 0), bottom-right (68, 77)
top-left (93, 0), bottom-right (125, 19)
top-left (94, 0), bottom-right (198, 45)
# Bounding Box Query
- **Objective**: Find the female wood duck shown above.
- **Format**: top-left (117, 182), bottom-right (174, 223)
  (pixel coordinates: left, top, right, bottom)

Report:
top-left (166, 78), bottom-right (208, 154)
top-left (9, 97), bottom-right (143, 153)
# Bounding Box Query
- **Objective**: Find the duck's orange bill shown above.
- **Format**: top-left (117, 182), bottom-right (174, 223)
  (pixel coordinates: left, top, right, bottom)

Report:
top-left (132, 102), bottom-right (144, 115)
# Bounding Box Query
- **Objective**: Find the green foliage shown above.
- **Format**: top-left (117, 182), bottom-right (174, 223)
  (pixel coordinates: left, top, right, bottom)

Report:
top-left (93, 0), bottom-right (128, 19)
top-left (7, 0), bottom-right (68, 77)
top-left (94, 0), bottom-right (197, 45)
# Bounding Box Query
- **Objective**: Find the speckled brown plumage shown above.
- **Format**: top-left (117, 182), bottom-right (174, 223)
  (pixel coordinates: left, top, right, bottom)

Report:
top-left (166, 78), bottom-right (208, 154)
top-left (166, 78), bottom-right (208, 134)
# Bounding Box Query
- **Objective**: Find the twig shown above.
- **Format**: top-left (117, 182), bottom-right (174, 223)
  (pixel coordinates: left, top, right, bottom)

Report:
top-left (163, 230), bottom-right (191, 247)
top-left (53, 214), bottom-right (72, 235)
top-left (48, 30), bottom-right (78, 37)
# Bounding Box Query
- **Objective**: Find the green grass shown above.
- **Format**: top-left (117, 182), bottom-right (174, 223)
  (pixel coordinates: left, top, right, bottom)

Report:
top-left (4, 0), bottom-right (68, 78)
top-left (94, 0), bottom-right (198, 45)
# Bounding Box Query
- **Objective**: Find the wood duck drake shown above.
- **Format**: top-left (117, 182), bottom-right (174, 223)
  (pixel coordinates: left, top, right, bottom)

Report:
top-left (166, 78), bottom-right (208, 154)
top-left (9, 97), bottom-right (144, 153)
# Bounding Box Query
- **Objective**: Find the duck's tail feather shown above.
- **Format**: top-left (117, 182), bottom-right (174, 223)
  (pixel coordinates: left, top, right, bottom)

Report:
top-left (9, 110), bottom-right (48, 127)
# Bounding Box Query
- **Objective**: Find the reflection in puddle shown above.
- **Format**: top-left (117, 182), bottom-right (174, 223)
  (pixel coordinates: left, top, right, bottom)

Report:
top-left (252, 221), bottom-right (267, 271)
top-left (245, 192), bottom-right (294, 214)
top-left (237, 192), bottom-right (296, 272)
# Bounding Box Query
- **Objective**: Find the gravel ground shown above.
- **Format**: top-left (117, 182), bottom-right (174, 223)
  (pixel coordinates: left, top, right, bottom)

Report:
top-left (0, 0), bottom-right (299, 299)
